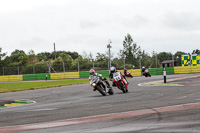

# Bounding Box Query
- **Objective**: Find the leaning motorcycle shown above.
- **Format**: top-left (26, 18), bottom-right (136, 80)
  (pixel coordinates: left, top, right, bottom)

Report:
top-left (89, 76), bottom-right (114, 96)
top-left (143, 69), bottom-right (151, 77)
top-left (113, 72), bottom-right (128, 93)
top-left (125, 71), bottom-right (133, 78)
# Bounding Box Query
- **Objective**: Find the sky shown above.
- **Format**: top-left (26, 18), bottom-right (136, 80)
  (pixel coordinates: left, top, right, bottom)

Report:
top-left (0, 0), bottom-right (200, 58)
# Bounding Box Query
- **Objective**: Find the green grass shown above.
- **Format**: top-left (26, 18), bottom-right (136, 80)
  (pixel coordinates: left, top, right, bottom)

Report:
top-left (0, 79), bottom-right (90, 93)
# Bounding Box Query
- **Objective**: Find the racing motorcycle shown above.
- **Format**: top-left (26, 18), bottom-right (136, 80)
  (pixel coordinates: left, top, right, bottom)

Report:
top-left (143, 69), bottom-right (151, 77)
top-left (125, 71), bottom-right (133, 78)
top-left (113, 72), bottom-right (128, 93)
top-left (89, 76), bottom-right (114, 96)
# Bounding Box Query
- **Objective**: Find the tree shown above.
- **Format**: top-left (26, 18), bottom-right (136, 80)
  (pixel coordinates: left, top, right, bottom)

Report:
top-left (27, 49), bottom-right (36, 63)
top-left (174, 51), bottom-right (186, 66)
top-left (60, 52), bottom-right (73, 70)
top-left (0, 48), bottom-right (7, 65)
top-left (96, 53), bottom-right (107, 62)
top-left (120, 33), bottom-right (141, 67)
top-left (10, 49), bottom-right (27, 65)
top-left (157, 52), bottom-right (173, 63)
top-left (192, 49), bottom-right (200, 55)
top-left (36, 52), bottom-right (52, 61)
top-left (150, 51), bottom-right (159, 68)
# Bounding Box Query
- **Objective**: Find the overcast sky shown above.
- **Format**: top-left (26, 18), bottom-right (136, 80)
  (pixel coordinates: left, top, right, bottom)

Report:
top-left (0, 0), bottom-right (200, 58)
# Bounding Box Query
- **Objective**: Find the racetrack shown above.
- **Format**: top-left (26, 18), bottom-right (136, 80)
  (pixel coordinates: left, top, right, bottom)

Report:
top-left (0, 73), bottom-right (200, 133)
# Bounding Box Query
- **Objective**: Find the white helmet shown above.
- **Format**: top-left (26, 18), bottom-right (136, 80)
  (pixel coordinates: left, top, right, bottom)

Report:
top-left (110, 67), bottom-right (116, 73)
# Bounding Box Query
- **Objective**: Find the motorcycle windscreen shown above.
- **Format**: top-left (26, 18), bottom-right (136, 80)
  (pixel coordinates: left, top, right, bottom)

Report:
top-left (113, 72), bottom-right (122, 81)
top-left (90, 76), bottom-right (98, 84)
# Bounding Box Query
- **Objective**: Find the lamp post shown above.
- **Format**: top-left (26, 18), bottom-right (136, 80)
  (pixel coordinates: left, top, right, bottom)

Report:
top-left (132, 41), bottom-right (137, 67)
top-left (77, 60), bottom-right (79, 72)
top-left (107, 39), bottom-right (112, 70)
top-left (90, 58), bottom-right (94, 69)
top-left (62, 61), bottom-right (65, 72)
top-left (47, 61), bottom-right (51, 73)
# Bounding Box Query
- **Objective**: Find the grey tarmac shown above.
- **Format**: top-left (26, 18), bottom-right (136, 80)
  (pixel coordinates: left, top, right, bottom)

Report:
top-left (0, 73), bottom-right (200, 133)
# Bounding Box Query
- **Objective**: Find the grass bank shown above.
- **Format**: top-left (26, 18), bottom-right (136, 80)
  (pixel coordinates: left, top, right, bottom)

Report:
top-left (0, 79), bottom-right (89, 93)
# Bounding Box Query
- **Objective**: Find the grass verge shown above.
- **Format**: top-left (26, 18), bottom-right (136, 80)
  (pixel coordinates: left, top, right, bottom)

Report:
top-left (0, 79), bottom-right (90, 93)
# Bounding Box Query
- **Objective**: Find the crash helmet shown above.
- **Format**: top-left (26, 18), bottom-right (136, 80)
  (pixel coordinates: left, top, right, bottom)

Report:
top-left (89, 69), bottom-right (95, 75)
top-left (124, 68), bottom-right (127, 72)
top-left (110, 67), bottom-right (116, 73)
top-left (142, 66), bottom-right (145, 71)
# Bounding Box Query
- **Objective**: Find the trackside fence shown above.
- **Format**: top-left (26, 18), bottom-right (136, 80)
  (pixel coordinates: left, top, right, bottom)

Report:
top-left (0, 66), bottom-right (200, 82)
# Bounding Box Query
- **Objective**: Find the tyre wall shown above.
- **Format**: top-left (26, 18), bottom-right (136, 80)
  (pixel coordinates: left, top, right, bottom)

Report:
top-left (0, 75), bottom-right (23, 82)
top-left (51, 72), bottom-right (79, 79)
top-left (174, 66), bottom-right (200, 74)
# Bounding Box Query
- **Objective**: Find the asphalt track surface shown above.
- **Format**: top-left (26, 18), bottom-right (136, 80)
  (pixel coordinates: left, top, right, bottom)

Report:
top-left (0, 73), bottom-right (200, 133)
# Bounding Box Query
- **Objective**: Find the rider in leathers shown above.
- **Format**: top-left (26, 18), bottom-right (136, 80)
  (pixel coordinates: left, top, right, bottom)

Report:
top-left (89, 69), bottom-right (111, 91)
top-left (109, 67), bottom-right (129, 86)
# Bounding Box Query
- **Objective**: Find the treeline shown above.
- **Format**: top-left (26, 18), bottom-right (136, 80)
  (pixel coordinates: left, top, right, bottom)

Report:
top-left (0, 34), bottom-right (200, 75)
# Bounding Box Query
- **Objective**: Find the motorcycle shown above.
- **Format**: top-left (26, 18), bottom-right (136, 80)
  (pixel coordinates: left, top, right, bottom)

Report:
top-left (143, 69), bottom-right (151, 77)
top-left (89, 76), bottom-right (114, 96)
top-left (113, 72), bottom-right (128, 93)
top-left (125, 71), bottom-right (133, 78)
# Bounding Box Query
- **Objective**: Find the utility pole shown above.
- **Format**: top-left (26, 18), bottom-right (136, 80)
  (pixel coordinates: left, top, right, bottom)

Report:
top-left (107, 39), bottom-right (112, 69)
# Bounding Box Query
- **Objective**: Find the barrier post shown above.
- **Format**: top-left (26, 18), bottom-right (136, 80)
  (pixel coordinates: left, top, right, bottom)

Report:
top-left (163, 67), bottom-right (166, 83)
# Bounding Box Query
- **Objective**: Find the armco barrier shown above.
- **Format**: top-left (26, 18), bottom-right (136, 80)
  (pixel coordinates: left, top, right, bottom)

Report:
top-left (79, 70), bottom-right (109, 78)
top-left (23, 74), bottom-right (50, 81)
top-left (51, 72), bottom-right (79, 79)
top-left (0, 75), bottom-right (23, 82)
top-left (166, 67), bottom-right (174, 75)
top-left (174, 66), bottom-right (200, 74)
top-left (147, 68), bottom-right (163, 75)
top-left (143, 67), bottom-right (174, 76)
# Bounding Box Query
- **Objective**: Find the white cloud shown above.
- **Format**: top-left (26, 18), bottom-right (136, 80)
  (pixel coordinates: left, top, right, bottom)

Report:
top-left (0, 0), bottom-right (200, 58)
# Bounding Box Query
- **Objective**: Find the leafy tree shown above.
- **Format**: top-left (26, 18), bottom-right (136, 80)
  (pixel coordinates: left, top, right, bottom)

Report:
top-left (192, 49), bottom-right (200, 55)
top-left (36, 52), bottom-right (52, 61)
top-left (174, 51), bottom-right (186, 66)
top-left (56, 51), bottom-right (79, 60)
top-left (27, 49), bottom-right (36, 63)
top-left (157, 52), bottom-right (173, 63)
top-left (0, 48), bottom-right (7, 65)
top-left (120, 33), bottom-right (141, 67)
top-left (150, 51), bottom-right (160, 68)
top-left (96, 53), bottom-right (107, 62)
top-left (139, 50), bottom-right (151, 68)
top-left (60, 53), bottom-right (73, 70)
top-left (10, 49), bottom-right (27, 65)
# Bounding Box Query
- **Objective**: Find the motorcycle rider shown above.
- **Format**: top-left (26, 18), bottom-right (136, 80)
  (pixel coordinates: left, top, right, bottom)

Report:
top-left (124, 68), bottom-right (133, 78)
top-left (109, 67), bottom-right (129, 86)
top-left (142, 66), bottom-right (146, 74)
top-left (89, 69), bottom-right (111, 91)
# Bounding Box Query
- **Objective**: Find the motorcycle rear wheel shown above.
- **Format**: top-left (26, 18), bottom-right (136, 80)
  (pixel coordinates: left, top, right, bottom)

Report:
top-left (108, 88), bottom-right (114, 95)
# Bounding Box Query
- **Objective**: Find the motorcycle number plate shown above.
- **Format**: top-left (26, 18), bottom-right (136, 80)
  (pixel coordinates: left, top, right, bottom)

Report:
top-left (114, 74), bottom-right (121, 81)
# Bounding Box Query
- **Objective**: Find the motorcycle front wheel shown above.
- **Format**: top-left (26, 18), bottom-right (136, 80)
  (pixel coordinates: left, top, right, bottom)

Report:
top-left (97, 86), bottom-right (107, 96)
top-left (119, 82), bottom-right (126, 93)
